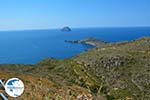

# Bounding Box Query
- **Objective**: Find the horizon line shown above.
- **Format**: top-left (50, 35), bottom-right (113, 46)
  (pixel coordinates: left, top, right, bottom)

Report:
top-left (0, 26), bottom-right (150, 32)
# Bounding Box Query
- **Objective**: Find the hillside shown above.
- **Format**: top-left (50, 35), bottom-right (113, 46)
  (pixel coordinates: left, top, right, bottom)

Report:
top-left (0, 37), bottom-right (150, 100)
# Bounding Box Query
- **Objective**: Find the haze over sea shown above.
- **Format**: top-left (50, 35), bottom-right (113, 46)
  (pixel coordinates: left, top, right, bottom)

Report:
top-left (0, 27), bottom-right (150, 64)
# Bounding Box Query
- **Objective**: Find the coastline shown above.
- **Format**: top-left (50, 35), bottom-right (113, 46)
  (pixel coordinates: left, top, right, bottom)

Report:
top-left (0, 36), bottom-right (150, 99)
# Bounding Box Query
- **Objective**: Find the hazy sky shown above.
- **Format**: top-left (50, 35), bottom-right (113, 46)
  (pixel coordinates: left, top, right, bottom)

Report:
top-left (0, 0), bottom-right (150, 30)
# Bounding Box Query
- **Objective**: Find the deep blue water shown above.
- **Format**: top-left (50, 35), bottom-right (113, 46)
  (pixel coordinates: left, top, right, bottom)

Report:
top-left (0, 27), bottom-right (150, 64)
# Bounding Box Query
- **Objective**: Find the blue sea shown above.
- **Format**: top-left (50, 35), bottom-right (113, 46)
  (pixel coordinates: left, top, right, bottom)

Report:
top-left (0, 27), bottom-right (150, 64)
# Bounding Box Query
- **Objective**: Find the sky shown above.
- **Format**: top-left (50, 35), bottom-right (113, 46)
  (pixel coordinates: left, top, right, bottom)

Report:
top-left (0, 0), bottom-right (150, 30)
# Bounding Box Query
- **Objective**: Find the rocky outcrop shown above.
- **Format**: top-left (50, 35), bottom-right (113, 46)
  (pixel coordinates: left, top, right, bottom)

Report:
top-left (61, 26), bottom-right (71, 32)
top-left (100, 55), bottom-right (131, 69)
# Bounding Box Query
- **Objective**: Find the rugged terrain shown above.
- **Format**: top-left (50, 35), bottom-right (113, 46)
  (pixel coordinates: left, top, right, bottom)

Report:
top-left (0, 37), bottom-right (150, 100)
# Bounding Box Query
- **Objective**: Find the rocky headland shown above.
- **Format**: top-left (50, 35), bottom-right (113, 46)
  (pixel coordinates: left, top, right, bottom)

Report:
top-left (65, 38), bottom-right (108, 47)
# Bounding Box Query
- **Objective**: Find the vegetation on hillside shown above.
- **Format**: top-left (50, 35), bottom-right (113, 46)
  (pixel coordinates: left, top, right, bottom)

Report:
top-left (0, 37), bottom-right (150, 100)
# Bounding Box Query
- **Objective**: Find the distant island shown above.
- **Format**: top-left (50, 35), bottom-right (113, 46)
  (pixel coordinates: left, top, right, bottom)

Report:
top-left (61, 26), bottom-right (71, 32)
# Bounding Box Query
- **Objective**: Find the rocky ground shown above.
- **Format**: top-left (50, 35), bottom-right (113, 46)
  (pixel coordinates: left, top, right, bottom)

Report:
top-left (0, 37), bottom-right (150, 100)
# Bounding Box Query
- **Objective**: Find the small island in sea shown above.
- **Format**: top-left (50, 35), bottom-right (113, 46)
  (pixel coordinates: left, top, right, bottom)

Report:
top-left (61, 26), bottom-right (71, 32)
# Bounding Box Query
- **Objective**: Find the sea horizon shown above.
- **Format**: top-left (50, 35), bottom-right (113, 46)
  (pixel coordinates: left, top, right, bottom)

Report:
top-left (0, 26), bottom-right (150, 32)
